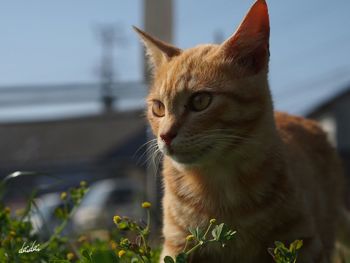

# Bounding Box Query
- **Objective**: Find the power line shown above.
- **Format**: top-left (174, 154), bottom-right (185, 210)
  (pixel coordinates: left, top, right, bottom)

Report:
top-left (94, 24), bottom-right (126, 113)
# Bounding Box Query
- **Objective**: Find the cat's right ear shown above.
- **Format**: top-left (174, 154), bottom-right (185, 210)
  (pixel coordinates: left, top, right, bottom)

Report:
top-left (133, 26), bottom-right (182, 70)
top-left (219, 0), bottom-right (270, 74)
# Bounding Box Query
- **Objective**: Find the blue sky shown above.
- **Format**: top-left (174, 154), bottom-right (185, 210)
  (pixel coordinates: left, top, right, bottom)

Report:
top-left (0, 0), bottom-right (142, 85)
top-left (0, 0), bottom-right (350, 115)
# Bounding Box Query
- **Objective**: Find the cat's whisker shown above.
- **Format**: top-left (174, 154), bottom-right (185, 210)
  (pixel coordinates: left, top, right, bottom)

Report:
top-left (214, 141), bottom-right (251, 159)
top-left (183, 133), bottom-right (260, 149)
top-left (151, 148), bottom-right (160, 169)
top-left (187, 130), bottom-right (257, 141)
top-left (154, 150), bottom-right (163, 177)
top-left (133, 138), bottom-right (158, 159)
top-left (136, 144), bottom-right (158, 165)
top-left (135, 138), bottom-right (157, 153)
top-left (138, 143), bottom-right (159, 166)
top-left (142, 151), bottom-right (157, 168)
top-left (200, 129), bottom-right (259, 141)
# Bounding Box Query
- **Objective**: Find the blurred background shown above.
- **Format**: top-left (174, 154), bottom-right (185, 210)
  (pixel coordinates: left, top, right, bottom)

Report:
top-left (1, 0), bottom-right (350, 237)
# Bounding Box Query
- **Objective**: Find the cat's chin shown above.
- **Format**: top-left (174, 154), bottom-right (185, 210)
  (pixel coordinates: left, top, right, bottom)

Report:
top-left (170, 154), bottom-right (201, 166)
top-left (167, 149), bottom-right (215, 167)
top-left (161, 143), bottom-right (217, 166)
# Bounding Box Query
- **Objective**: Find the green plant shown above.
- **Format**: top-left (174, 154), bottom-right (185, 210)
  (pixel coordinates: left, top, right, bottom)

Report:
top-left (110, 201), bottom-right (156, 263)
top-left (112, 204), bottom-right (236, 263)
top-left (164, 218), bottom-right (236, 263)
top-left (0, 171), bottom-right (309, 263)
top-left (269, 240), bottom-right (303, 263)
top-left (0, 172), bottom-right (89, 262)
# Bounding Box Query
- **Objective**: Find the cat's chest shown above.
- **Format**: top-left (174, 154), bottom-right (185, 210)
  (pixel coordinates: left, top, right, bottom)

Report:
top-left (170, 161), bottom-right (253, 208)
top-left (197, 164), bottom-right (246, 206)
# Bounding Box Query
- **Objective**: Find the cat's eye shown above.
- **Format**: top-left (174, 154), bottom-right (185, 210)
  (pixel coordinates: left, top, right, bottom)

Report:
top-left (152, 100), bottom-right (165, 117)
top-left (189, 92), bottom-right (212, 112)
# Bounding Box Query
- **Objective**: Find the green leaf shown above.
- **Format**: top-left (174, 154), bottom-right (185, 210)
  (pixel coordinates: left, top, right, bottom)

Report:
top-left (223, 229), bottom-right (236, 241)
top-left (270, 240), bottom-right (303, 263)
top-left (82, 249), bottom-right (93, 262)
top-left (189, 227), bottom-right (203, 240)
top-left (117, 221), bottom-right (129, 230)
top-left (274, 241), bottom-right (285, 249)
top-left (91, 249), bottom-right (116, 263)
top-left (141, 256), bottom-right (150, 263)
top-left (293, 240), bottom-right (303, 250)
top-left (164, 256), bottom-right (175, 263)
top-left (211, 223), bottom-right (224, 241)
top-left (175, 253), bottom-right (187, 263)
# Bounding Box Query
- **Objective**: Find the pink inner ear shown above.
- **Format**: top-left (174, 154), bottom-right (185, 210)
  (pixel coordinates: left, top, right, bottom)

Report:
top-left (223, 0), bottom-right (270, 73)
top-left (232, 0), bottom-right (270, 43)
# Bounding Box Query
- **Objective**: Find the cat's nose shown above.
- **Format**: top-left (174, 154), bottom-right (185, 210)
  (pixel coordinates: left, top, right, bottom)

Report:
top-left (160, 132), bottom-right (177, 146)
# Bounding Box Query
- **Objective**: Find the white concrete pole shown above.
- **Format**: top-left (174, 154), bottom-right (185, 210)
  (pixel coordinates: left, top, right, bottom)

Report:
top-left (142, 0), bottom-right (174, 229)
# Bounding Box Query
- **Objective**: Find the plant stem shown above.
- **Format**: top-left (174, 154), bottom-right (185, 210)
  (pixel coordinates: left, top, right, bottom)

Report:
top-left (202, 222), bottom-right (213, 240)
top-left (40, 202), bottom-right (79, 250)
top-left (140, 234), bottom-right (148, 251)
top-left (183, 239), bottom-right (189, 253)
top-left (185, 241), bottom-right (203, 256)
top-left (145, 209), bottom-right (151, 233)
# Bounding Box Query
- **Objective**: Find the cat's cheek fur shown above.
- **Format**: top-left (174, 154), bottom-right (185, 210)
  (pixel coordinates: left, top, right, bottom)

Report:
top-left (157, 140), bottom-right (170, 156)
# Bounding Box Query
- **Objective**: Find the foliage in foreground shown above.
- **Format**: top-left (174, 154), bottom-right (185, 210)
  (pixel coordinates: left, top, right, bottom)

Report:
top-left (268, 240), bottom-right (303, 263)
top-left (0, 172), bottom-right (304, 263)
top-left (113, 206), bottom-right (236, 263)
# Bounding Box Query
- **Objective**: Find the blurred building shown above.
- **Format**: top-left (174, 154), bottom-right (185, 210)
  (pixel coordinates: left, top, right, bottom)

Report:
top-left (0, 83), bottom-right (148, 204)
top-left (275, 68), bottom-right (350, 180)
top-left (306, 84), bottom-right (350, 204)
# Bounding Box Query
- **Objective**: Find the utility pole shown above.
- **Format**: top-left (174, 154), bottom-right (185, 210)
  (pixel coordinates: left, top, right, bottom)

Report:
top-left (142, 0), bottom-right (174, 230)
top-left (96, 25), bottom-right (125, 114)
top-left (143, 0), bottom-right (174, 82)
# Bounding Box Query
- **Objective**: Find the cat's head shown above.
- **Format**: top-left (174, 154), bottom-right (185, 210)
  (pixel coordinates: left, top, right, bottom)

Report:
top-left (135, 0), bottom-right (272, 166)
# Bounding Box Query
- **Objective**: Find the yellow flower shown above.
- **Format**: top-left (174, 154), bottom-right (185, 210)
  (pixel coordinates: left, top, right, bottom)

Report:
top-left (66, 252), bottom-right (74, 260)
top-left (110, 241), bottom-right (118, 250)
top-left (60, 192), bottom-right (67, 200)
top-left (186, 234), bottom-right (195, 241)
top-left (80, 181), bottom-right (87, 187)
top-left (4, 207), bottom-right (10, 214)
top-left (113, 215), bottom-right (122, 224)
top-left (120, 238), bottom-right (130, 246)
top-left (118, 250), bottom-right (126, 258)
top-left (141, 202), bottom-right (151, 209)
top-left (209, 218), bottom-right (216, 224)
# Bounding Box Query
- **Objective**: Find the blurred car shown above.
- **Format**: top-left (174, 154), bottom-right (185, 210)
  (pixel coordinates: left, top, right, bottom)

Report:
top-left (29, 192), bottom-right (64, 238)
top-left (72, 178), bottom-right (144, 232)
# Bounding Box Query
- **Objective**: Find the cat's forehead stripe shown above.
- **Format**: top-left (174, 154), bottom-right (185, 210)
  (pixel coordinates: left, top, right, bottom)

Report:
top-left (175, 78), bottom-right (186, 93)
top-left (187, 75), bottom-right (197, 90)
top-left (157, 46), bottom-right (216, 98)
top-left (164, 68), bottom-right (192, 94)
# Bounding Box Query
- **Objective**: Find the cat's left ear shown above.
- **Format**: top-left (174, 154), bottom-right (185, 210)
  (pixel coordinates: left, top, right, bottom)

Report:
top-left (133, 26), bottom-right (182, 70)
top-left (220, 0), bottom-right (270, 74)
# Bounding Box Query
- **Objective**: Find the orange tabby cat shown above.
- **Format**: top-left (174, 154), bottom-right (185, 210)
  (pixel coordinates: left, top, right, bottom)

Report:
top-left (134, 0), bottom-right (350, 262)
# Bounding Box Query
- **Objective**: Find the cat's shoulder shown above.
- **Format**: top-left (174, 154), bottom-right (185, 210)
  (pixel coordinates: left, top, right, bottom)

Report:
top-left (274, 111), bottom-right (329, 148)
top-left (274, 111), bottom-right (323, 135)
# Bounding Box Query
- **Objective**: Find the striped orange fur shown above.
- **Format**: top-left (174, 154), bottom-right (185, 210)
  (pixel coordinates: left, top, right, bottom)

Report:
top-left (135, 0), bottom-right (348, 262)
